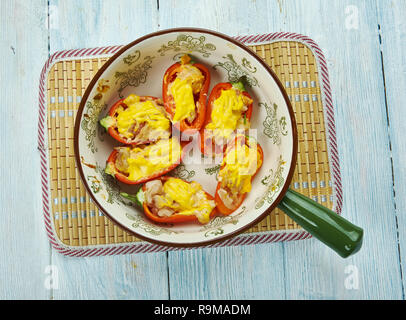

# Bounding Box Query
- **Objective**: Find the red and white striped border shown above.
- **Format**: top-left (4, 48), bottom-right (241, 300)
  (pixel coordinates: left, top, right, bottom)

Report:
top-left (38, 33), bottom-right (342, 257)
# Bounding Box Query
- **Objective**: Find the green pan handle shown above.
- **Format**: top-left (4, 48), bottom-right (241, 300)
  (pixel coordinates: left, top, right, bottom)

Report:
top-left (277, 188), bottom-right (363, 258)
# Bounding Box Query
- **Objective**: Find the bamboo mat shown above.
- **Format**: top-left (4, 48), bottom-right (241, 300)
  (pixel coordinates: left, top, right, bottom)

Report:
top-left (45, 41), bottom-right (334, 247)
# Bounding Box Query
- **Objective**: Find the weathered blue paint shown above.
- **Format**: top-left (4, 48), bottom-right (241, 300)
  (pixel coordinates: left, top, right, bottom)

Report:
top-left (0, 0), bottom-right (404, 299)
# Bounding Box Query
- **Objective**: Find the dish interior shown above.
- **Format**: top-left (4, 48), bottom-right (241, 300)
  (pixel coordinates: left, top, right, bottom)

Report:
top-left (76, 30), bottom-right (295, 245)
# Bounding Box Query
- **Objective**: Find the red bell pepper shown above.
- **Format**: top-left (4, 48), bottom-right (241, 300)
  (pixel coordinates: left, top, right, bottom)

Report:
top-left (162, 55), bottom-right (210, 133)
top-left (214, 136), bottom-right (263, 215)
top-left (199, 81), bottom-right (253, 157)
top-left (121, 176), bottom-right (217, 224)
top-left (105, 139), bottom-right (186, 185)
top-left (100, 95), bottom-right (169, 145)
top-left (140, 176), bottom-right (217, 224)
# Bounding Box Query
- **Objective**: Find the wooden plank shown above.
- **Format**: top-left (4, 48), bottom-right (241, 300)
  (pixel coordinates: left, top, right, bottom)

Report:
top-left (49, 0), bottom-right (159, 49)
top-left (47, 0), bottom-right (169, 300)
top-left (157, 0), bottom-right (273, 35)
top-left (49, 253), bottom-right (169, 299)
top-left (168, 245), bottom-right (286, 299)
top-left (159, 0), bottom-right (403, 299)
top-left (377, 0), bottom-right (406, 297)
top-left (0, 0), bottom-right (50, 299)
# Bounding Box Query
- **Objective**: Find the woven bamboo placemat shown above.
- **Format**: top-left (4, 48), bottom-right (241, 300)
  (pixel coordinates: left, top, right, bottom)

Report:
top-left (38, 33), bottom-right (342, 256)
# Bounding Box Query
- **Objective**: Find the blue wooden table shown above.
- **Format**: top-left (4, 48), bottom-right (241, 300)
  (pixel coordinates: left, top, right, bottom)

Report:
top-left (1, 0), bottom-right (405, 300)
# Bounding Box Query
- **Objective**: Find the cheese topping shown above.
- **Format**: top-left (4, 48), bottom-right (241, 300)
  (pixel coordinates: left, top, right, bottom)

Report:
top-left (115, 94), bottom-right (170, 140)
top-left (162, 178), bottom-right (215, 224)
top-left (169, 64), bottom-right (204, 123)
top-left (205, 88), bottom-right (251, 139)
top-left (145, 178), bottom-right (216, 224)
top-left (115, 138), bottom-right (182, 182)
top-left (170, 78), bottom-right (196, 122)
top-left (218, 141), bottom-right (262, 195)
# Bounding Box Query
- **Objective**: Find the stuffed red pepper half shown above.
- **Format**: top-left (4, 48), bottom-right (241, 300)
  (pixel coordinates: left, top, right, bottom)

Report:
top-left (162, 54), bottom-right (210, 133)
top-left (105, 137), bottom-right (184, 185)
top-left (200, 81), bottom-right (253, 157)
top-left (100, 94), bottom-right (171, 145)
top-left (122, 176), bottom-right (217, 224)
top-left (215, 135), bottom-right (263, 215)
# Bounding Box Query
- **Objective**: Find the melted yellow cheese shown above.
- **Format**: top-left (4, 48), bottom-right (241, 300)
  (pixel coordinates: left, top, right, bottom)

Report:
top-left (116, 94), bottom-right (170, 139)
top-left (119, 138), bottom-right (182, 181)
top-left (176, 64), bottom-right (204, 94)
top-left (170, 78), bottom-right (196, 123)
top-left (159, 178), bottom-right (215, 224)
top-left (205, 88), bottom-right (247, 139)
top-left (219, 142), bottom-right (261, 194)
top-left (169, 63), bottom-right (204, 123)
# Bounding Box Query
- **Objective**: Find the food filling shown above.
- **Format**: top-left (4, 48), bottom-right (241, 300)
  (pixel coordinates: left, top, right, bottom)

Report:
top-left (105, 94), bottom-right (171, 143)
top-left (144, 178), bottom-right (216, 224)
top-left (167, 60), bottom-right (205, 123)
top-left (205, 87), bottom-right (253, 146)
top-left (112, 138), bottom-right (182, 182)
top-left (217, 139), bottom-right (262, 209)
